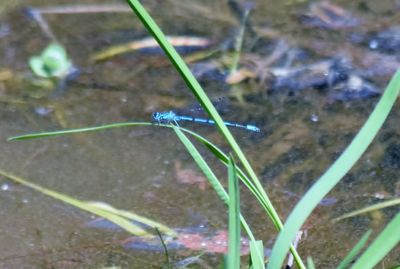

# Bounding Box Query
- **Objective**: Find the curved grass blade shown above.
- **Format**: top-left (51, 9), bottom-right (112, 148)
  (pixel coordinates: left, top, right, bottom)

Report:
top-left (0, 169), bottom-right (174, 237)
top-left (8, 122), bottom-right (152, 141)
top-left (351, 212), bottom-right (400, 269)
top-left (267, 70), bottom-right (400, 269)
top-left (227, 156), bottom-right (241, 269)
top-left (336, 230), bottom-right (372, 269)
top-left (333, 198), bottom-right (400, 222)
top-left (172, 125), bottom-right (228, 204)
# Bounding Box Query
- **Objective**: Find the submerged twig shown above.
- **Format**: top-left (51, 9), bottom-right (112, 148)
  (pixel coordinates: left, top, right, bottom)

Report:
top-left (27, 4), bottom-right (129, 15)
top-left (285, 230), bottom-right (304, 269)
top-left (25, 4), bottom-right (130, 42)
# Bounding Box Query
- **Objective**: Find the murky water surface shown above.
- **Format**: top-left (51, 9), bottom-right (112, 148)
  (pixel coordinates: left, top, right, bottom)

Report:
top-left (0, 0), bottom-right (399, 268)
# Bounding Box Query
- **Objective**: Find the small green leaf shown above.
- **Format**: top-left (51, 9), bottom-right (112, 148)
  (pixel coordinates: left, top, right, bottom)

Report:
top-left (29, 43), bottom-right (72, 78)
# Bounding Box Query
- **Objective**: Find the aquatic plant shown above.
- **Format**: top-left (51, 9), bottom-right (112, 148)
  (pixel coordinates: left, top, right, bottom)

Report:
top-left (29, 42), bottom-right (72, 78)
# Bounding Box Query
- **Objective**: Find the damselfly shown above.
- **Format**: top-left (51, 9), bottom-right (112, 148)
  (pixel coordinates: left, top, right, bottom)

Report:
top-left (152, 111), bottom-right (260, 132)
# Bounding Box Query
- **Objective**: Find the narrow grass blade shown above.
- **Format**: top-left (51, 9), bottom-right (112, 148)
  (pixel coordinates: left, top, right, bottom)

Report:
top-left (8, 122), bottom-right (152, 141)
top-left (0, 169), bottom-right (172, 237)
top-left (172, 125), bottom-right (229, 204)
top-left (249, 240), bottom-right (265, 269)
top-left (227, 156), bottom-right (241, 269)
top-left (336, 230), bottom-right (372, 269)
top-left (333, 199), bottom-right (400, 222)
top-left (267, 70), bottom-right (400, 269)
top-left (351, 212), bottom-right (400, 269)
top-left (86, 201), bottom-right (176, 236)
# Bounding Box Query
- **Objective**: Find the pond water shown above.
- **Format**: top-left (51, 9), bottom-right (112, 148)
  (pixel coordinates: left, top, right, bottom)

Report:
top-left (0, 0), bottom-right (399, 268)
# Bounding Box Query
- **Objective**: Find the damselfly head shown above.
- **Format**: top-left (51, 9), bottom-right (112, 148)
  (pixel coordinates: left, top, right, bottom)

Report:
top-left (152, 112), bottom-right (160, 121)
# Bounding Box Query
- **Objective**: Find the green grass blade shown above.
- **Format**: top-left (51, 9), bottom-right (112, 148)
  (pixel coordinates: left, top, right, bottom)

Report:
top-left (172, 125), bottom-right (229, 204)
top-left (85, 201), bottom-right (176, 236)
top-left (0, 169), bottom-right (172, 237)
top-left (267, 70), bottom-right (400, 269)
top-left (336, 230), bottom-right (372, 269)
top-left (227, 156), bottom-right (241, 269)
top-left (333, 198), bottom-right (400, 222)
top-left (8, 122), bottom-right (152, 141)
top-left (351, 213), bottom-right (400, 269)
top-left (249, 240), bottom-right (265, 269)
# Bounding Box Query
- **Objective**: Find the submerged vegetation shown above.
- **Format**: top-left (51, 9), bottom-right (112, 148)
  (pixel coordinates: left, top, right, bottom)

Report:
top-left (1, 0), bottom-right (400, 268)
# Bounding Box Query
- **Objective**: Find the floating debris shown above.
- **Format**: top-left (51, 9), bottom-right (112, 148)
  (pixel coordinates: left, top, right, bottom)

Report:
top-left (327, 74), bottom-right (380, 101)
top-left (299, 1), bottom-right (361, 30)
top-left (91, 36), bottom-right (211, 61)
top-left (270, 58), bottom-right (351, 92)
